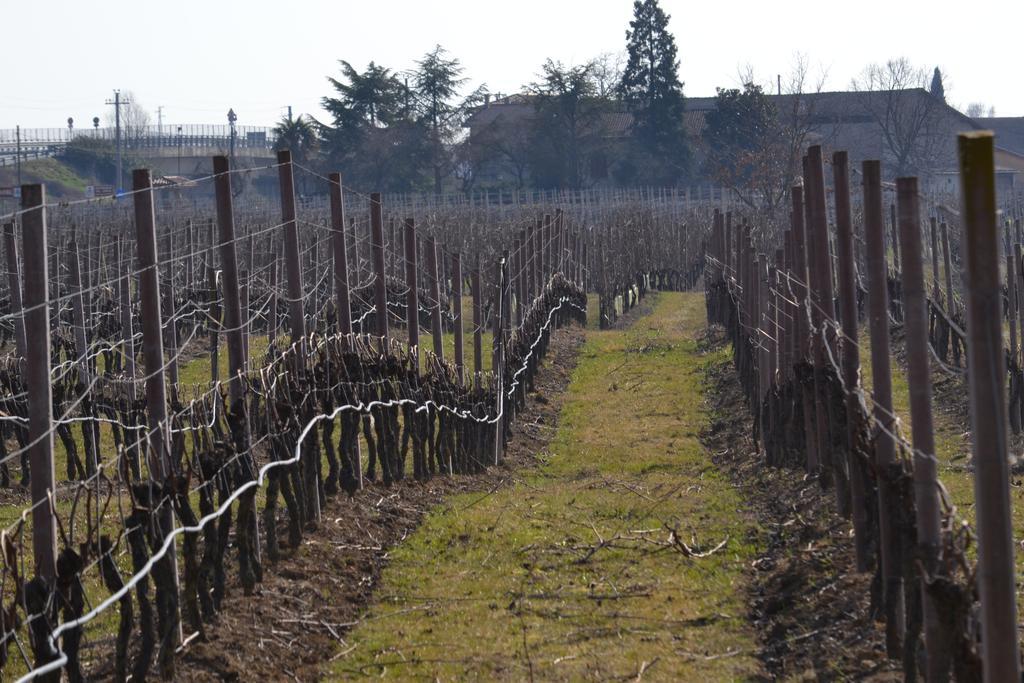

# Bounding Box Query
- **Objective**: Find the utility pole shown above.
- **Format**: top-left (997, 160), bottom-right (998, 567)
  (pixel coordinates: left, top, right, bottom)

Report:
top-left (105, 90), bottom-right (129, 193)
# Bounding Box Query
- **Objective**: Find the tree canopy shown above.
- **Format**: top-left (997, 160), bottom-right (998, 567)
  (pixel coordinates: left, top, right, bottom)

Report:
top-left (618, 0), bottom-right (690, 184)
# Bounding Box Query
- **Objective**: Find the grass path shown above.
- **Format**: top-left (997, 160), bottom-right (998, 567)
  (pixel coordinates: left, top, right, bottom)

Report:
top-left (333, 292), bottom-right (762, 680)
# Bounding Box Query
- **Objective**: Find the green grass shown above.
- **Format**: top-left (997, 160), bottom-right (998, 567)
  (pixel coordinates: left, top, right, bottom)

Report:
top-left (332, 292), bottom-right (763, 680)
top-left (0, 157), bottom-right (91, 199)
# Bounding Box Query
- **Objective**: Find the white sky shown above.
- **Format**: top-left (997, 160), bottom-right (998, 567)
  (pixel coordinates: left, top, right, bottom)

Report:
top-left (4, 0), bottom-right (1021, 131)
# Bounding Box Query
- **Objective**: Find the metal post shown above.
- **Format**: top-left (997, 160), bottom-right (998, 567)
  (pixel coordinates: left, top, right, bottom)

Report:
top-left (405, 219), bottom-right (419, 365)
top-left (118, 239), bottom-right (137, 398)
top-left (3, 223), bottom-right (27, 361)
top-left (370, 193), bottom-right (388, 345)
top-left (163, 230), bottom-right (179, 388)
top-left (471, 264), bottom-right (483, 387)
top-left (453, 252), bottom-right (465, 384)
top-left (427, 236), bottom-right (444, 359)
top-left (492, 258), bottom-right (504, 464)
top-left (268, 256), bottom-right (279, 347)
top-left (21, 184), bottom-right (56, 581)
top-left (68, 238), bottom-right (97, 480)
top-left (958, 131), bottom-right (1021, 683)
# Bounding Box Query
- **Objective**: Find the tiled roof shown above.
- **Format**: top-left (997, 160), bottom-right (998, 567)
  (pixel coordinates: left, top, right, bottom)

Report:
top-left (973, 117), bottom-right (1024, 155)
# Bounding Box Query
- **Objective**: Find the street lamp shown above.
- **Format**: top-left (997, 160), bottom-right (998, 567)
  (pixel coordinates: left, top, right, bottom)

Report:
top-left (177, 125), bottom-right (183, 176)
top-left (227, 108), bottom-right (237, 163)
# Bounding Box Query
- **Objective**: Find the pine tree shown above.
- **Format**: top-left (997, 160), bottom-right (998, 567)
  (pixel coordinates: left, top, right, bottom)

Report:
top-left (411, 46), bottom-right (468, 193)
top-left (930, 67), bottom-right (945, 101)
top-left (618, 0), bottom-right (690, 183)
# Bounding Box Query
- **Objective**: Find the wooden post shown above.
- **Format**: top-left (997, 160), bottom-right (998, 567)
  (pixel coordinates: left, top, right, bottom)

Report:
top-left (773, 248), bottom-right (784, 383)
top-left (757, 258), bottom-right (770, 411)
top-left (724, 212), bottom-right (733, 283)
top-left (212, 156), bottom-right (262, 588)
top-left (958, 131), bottom-right (1021, 683)
top-left (502, 249), bottom-right (512, 343)
top-left (370, 193), bottom-right (388, 345)
top-left (929, 217), bottom-right (940, 299)
top-left (1018, 245), bottom-right (1024, 378)
top-left (132, 169), bottom-right (173, 480)
top-left (453, 252), bottom-right (465, 384)
top-left (328, 173), bottom-right (353, 336)
top-left (833, 151), bottom-right (870, 570)
top-left (213, 157), bottom-right (249, 405)
top-left (890, 202), bottom-right (901, 274)
top-left (21, 184), bottom-right (56, 582)
top-left (940, 221), bottom-right (955, 315)
top-left (534, 219), bottom-right (543, 296)
top-left (427, 236), bottom-right (444, 359)
top-left (3, 223), bottom-right (26, 361)
top-left (277, 151), bottom-right (307, 355)
top-left (542, 214), bottom-right (552, 286)
top-left (1007, 235), bottom-right (1020, 399)
top-left (896, 175), bottom-right (946, 681)
top-left (808, 148), bottom-right (845, 511)
top-left (526, 224), bottom-right (537, 303)
top-left (863, 160), bottom-right (905, 658)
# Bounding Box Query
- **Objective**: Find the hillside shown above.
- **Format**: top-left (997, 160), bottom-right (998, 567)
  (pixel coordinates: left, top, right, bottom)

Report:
top-left (0, 157), bottom-right (92, 200)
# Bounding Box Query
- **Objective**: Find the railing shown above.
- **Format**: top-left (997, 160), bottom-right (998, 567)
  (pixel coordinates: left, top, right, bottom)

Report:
top-left (0, 125), bottom-right (278, 151)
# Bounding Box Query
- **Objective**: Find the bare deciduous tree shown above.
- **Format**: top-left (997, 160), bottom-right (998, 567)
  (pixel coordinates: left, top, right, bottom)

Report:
top-left (469, 113), bottom-right (533, 190)
top-left (851, 58), bottom-right (945, 177)
top-left (591, 51), bottom-right (626, 98)
top-left (702, 55), bottom-right (829, 224)
top-left (105, 90), bottom-right (151, 146)
top-left (964, 102), bottom-right (996, 119)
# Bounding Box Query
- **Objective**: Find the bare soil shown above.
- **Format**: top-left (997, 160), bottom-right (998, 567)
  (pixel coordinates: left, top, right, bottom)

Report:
top-left (699, 327), bottom-right (901, 681)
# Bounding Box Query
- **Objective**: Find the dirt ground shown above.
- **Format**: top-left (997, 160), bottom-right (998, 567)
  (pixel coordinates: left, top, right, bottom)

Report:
top-left (699, 327), bottom-right (902, 681)
top-left (162, 324), bottom-right (586, 681)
